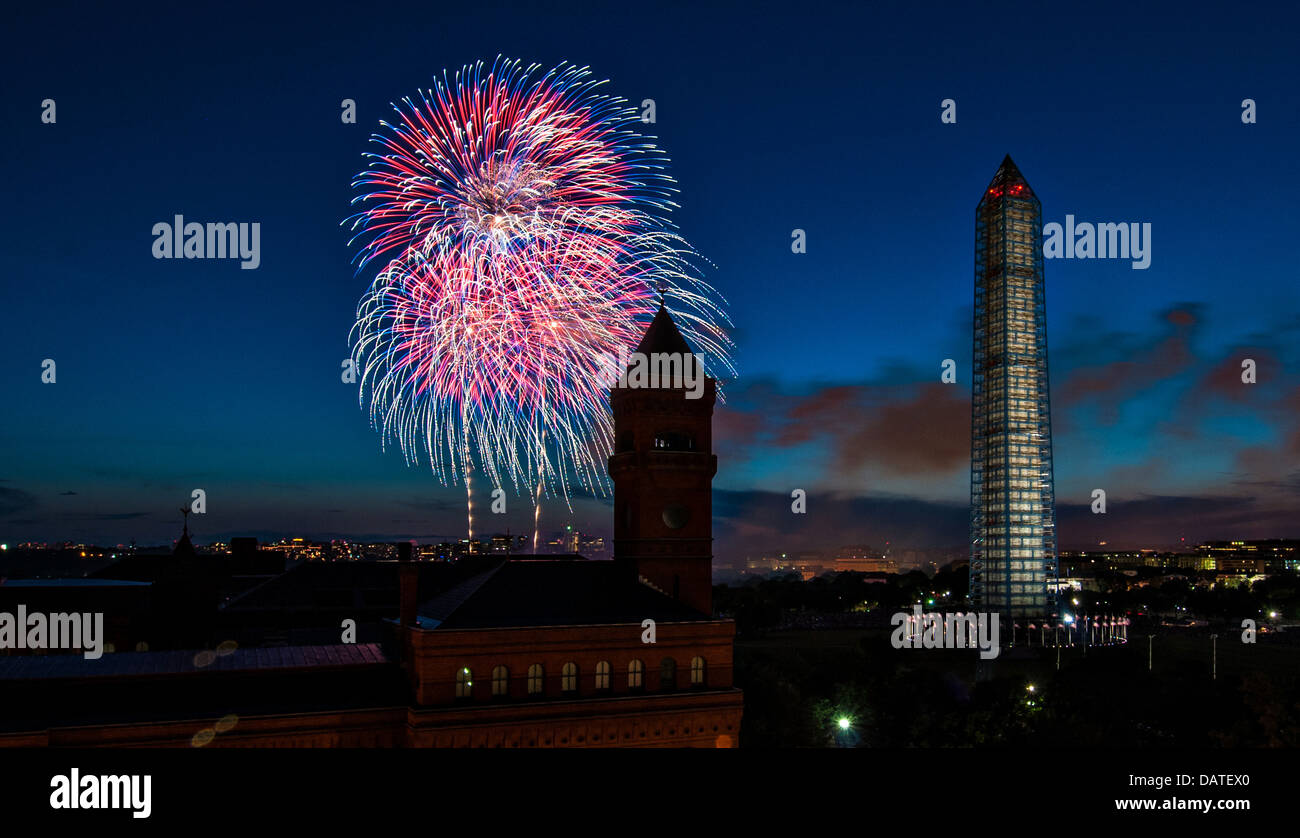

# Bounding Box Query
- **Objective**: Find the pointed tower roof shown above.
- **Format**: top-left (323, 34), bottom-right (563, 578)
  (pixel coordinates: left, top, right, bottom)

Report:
top-left (635, 304), bottom-right (694, 356)
top-left (173, 529), bottom-right (195, 558)
top-left (982, 154), bottom-right (1036, 201)
top-left (173, 508), bottom-right (195, 558)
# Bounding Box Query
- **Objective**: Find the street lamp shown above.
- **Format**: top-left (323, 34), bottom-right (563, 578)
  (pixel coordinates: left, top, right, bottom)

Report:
top-left (832, 715), bottom-right (861, 748)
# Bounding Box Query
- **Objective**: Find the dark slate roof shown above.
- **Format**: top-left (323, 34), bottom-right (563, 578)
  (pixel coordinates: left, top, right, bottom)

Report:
top-left (87, 553), bottom-right (187, 581)
top-left (635, 305), bottom-right (694, 356)
top-left (417, 563), bottom-right (506, 627)
top-left (0, 644), bottom-right (407, 732)
top-left (0, 643), bottom-right (391, 681)
top-left (221, 559), bottom-right (483, 612)
top-left (0, 578), bottom-right (150, 588)
top-left (87, 552), bottom-right (234, 583)
top-left (419, 559), bottom-right (710, 629)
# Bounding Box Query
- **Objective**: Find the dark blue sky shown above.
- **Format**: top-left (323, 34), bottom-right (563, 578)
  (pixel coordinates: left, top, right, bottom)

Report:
top-left (4, 0), bottom-right (1299, 558)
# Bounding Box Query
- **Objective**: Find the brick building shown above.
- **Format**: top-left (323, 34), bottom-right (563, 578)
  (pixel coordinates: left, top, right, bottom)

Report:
top-left (0, 306), bottom-right (742, 748)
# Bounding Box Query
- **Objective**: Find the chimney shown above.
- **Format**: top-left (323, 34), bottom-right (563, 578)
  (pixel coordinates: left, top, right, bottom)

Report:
top-left (398, 543), bottom-right (418, 627)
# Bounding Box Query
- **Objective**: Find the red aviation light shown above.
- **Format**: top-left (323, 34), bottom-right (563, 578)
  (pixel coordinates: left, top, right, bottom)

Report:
top-left (989, 184), bottom-right (1026, 199)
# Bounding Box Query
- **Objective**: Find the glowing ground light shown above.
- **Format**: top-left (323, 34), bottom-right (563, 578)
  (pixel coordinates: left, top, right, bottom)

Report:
top-left (345, 58), bottom-right (735, 534)
top-left (837, 717), bottom-right (851, 730)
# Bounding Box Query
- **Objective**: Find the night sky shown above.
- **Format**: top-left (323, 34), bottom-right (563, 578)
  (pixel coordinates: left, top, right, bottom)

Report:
top-left (4, 1), bottom-right (1299, 561)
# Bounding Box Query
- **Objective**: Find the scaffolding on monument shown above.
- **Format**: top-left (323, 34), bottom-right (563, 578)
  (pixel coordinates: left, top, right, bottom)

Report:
top-left (969, 157), bottom-right (1059, 619)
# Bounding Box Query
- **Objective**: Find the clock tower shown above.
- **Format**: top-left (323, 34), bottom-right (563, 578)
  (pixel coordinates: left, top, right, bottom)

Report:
top-left (609, 304), bottom-right (717, 616)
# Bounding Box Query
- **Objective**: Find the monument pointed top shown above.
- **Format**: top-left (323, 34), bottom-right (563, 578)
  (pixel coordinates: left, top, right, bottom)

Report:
top-left (982, 154), bottom-right (1036, 201)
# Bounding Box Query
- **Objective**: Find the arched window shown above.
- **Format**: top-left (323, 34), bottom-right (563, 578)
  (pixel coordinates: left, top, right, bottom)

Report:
top-left (561, 662), bottom-right (578, 693)
top-left (628, 659), bottom-right (644, 689)
top-left (527, 663), bottom-right (544, 695)
top-left (660, 658), bottom-right (676, 691)
top-left (455, 666), bottom-right (473, 699)
top-left (690, 656), bottom-right (706, 687)
top-left (595, 661), bottom-right (611, 691)
top-left (491, 665), bottom-right (509, 697)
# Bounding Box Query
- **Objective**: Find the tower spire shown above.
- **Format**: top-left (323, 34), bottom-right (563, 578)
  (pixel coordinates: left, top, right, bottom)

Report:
top-left (608, 310), bottom-right (718, 615)
top-left (982, 154), bottom-right (1035, 200)
top-left (635, 304), bottom-right (694, 357)
top-left (174, 506), bottom-right (195, 557)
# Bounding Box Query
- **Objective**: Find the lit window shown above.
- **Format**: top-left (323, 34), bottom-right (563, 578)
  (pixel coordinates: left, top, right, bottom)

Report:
top-left (491, 665), bottom-right (509, 697)
top-left (561, 662), bottom-right (578, 693)
top-left (595, 660), bottom-right (611, 691)
top-left (690, 656), bottom-right (706, 687)
top-left (527, 663), bottom-right (544, 695)
top-left (628, 659), bottom-right (644, 689)
top-left (455, 666), bottom-right (473, 699)
top-left (654, 431), bottom-right (694, 451)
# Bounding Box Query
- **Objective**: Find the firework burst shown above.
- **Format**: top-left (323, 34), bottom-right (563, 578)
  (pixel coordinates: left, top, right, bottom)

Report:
top-left (346, 58), bottom-right (733, 531)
